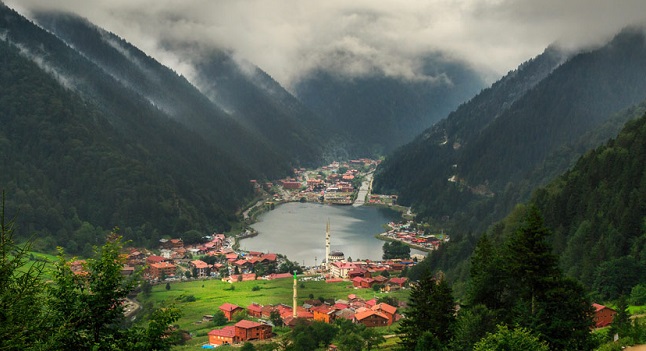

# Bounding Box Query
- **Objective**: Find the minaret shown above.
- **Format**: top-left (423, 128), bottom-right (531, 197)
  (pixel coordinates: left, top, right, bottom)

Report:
top-left (325, 219), bottom-right (331, 271)
top-left (292, 270), bottom-right (298, 318)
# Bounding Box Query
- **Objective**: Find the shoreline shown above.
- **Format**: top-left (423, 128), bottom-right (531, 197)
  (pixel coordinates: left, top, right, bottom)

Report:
top-left (374, 232), bottom-right (433, 253)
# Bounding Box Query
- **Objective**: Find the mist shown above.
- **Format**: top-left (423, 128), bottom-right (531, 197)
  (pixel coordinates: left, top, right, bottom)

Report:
top-left (8, 0), bottom-right (646, 87)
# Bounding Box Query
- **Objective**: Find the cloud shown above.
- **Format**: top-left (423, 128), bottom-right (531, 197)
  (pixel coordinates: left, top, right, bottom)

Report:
top-left (7, 0), bottom-right (646, 87)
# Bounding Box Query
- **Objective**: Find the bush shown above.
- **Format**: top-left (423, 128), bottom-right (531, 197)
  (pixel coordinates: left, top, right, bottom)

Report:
top-left (630, 284), bottom-right (646, 305)
top-left (252, 285), bottom-right (261, 291)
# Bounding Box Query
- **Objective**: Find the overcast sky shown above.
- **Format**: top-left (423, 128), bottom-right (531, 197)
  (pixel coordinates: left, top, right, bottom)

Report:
top-left (7, 0), bottom-right (646, 87)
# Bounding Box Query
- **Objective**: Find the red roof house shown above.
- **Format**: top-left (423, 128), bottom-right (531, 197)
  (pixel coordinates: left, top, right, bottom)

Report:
top-left (219, 303), bottom-right (244, 321)
top-left (593, 303), bottom-right (616, 328)
top-left (234, 320), bottom-right (272, 341)
top-left (208, 326), bottom-right (237, 345)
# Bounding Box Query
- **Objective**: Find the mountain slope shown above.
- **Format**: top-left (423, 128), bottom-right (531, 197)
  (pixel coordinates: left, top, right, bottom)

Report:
top-left (293, 54), bottom-right (486, 155)
top-left (532, 110), bottom-right (646, 291)
top-left (28, 10), bottom-right (296, 178)
top-left (375, 28), bottom-right (646, 235)
top-left (0, 4), bottom-right (259, 252)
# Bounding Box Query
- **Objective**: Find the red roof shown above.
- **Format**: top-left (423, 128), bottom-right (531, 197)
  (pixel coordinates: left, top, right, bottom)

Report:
top-left (248, 303), bottom-right (263, 313)
top-left (208, 326), bottom-right (236, 337)
top-left (388, 277), bottom-right (408, 285)
top-left (220, 303), bottom-right (241, 312)
top-left (593, 303), bottom-right (613, 312)
top-left (354, 310), bottom-right (388, 321)
top-left (190, 260), bottom-right (209, 269)
top-left (235, 320), bottom-right (263, 329)
top-left (374, 303), bottom-right (397, 315)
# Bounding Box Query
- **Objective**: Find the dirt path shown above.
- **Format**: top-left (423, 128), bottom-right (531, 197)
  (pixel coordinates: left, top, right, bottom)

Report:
top-left (626, 345), bottom-right (646, 350)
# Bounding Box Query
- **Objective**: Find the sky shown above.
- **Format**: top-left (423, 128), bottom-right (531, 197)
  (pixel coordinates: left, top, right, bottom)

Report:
top-left (7, 0), bottom-right (646, 88)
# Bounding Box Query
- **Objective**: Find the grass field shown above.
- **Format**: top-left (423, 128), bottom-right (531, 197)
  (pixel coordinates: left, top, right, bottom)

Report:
top-left (138, 276), bottom-right (409, 349)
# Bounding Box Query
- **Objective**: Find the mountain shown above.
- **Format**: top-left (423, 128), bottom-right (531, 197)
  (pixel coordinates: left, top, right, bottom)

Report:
top-left (532, 109), bottom-right (646, 294)
top-left (185, 47), bottom-right (330, 166)
top-left (0, 3), bottom-right (297, 253)
top-left (29, 10), bottom-right (306, 178)
top-left (374, 28), bottom-right (646, 236)
top-left (293, 54), bottom-right (486, 156)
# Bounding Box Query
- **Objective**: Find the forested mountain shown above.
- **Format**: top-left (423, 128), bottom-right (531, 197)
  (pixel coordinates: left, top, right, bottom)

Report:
top-left (293, 54), bottom-right (486, 156)
top-left (0, 4), bottom-right (302, 253)
top-left (532, 112), bottom-right (646, 296)
top-left (375, 28), bottom-right (646, 238)
top-left (29, 10), bottom-right (301, 177)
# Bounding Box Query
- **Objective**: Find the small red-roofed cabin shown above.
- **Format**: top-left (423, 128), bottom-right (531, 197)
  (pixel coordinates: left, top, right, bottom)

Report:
top-left (354, 310), bottom-right (389, 327)
top-left (593, 303), bottom-right (616, 328)
top-left (312, 305), bottom-right (336, 324)
top-left (208, 326), bottom-right (237, 345)
top-left (373, 303), bottom-right (397, 325)
top-left (351, 277), bottom-right (364, 288)
top-left (220, 303), bottom-right (244, 321)
top-left (248, 303), bottom-right (263, 318)
top-left (234, 320), bottom-right (272, 341)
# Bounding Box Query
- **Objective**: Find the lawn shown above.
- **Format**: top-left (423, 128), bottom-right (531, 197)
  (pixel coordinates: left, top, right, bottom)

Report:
top-left (138, 276), bottom-right (409, 349)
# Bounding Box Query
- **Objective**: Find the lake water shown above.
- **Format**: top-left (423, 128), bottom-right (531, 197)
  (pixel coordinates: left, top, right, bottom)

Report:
top-left (242, 202), bottom-right (426, 267)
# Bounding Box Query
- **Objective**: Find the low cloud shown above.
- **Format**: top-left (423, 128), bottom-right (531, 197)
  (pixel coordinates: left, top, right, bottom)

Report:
top-left (8, 0), bottom-right (646, 87)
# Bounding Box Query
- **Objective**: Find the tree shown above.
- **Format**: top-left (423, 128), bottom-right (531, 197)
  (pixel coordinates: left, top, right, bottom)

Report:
top-left (398, 270), bottom-right (456, 350)
top-left (383, 241), bottom-right (411, 260)
top-left (0, 192), bottom-right (48, 349)
top-left (473, 325), bottom-right (549, 351)
top-left (270, 309), bottom-right (283, 327)
top-left (212, 310), bottom-right (228, 326)
top-left (240, 342), bottom-right (256, 351)
top-left (449, 304), bottom-right (497, 351)
top-left (166, 282), bottom-right (171, 290)
top-left (45, 232), bottom-right (181, 350)
top-left (141, 279), bottom-right (153, 296)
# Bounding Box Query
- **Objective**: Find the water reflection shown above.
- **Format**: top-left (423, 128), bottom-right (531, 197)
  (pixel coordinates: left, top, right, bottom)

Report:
top-left (243, 202), bottom-right (425, 266)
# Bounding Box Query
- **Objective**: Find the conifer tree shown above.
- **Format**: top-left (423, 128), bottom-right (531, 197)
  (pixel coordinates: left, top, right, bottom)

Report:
top-left (398, 270), bottom-right (455, 350)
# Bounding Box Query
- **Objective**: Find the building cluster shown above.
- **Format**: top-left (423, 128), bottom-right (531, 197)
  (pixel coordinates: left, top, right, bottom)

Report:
top-left (117, 235), bottom-right (285, 282)
top-left (380, 221), bottom-right (450, 251)
top-left (208, 294), bottom-right (400, 346)
top-left (251, 159), bottom-right (380, 205)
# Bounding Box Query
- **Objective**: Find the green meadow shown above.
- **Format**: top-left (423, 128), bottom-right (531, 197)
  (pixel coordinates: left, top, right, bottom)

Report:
top-left (138, 277), bottom-right (409, 349)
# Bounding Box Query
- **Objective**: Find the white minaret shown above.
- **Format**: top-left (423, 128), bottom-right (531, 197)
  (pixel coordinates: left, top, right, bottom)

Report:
top-left (293, 270), bottom-right (298, 318)
top-left (325, 219), bottom-right (331, 271)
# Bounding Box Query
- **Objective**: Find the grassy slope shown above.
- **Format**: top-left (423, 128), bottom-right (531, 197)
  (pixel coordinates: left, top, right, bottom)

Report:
top-left (139, 277), bottom-right (409, 348)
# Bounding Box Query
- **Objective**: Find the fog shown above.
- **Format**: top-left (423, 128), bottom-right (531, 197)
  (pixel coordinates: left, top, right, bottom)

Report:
top-left (8, 0), bottom-right (646, 87)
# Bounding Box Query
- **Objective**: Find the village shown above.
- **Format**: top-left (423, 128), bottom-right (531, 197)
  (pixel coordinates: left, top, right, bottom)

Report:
top-left (94, 234), bottom-right (416, 348)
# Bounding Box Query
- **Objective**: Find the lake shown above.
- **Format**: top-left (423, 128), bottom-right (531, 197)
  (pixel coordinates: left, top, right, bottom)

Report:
top-left (242, 202), bottom-right (425, 267)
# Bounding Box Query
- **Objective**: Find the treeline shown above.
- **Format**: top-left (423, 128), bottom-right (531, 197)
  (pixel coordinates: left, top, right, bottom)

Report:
top-left (399, 207), bottom-right (600, 350)
top-left (0, 36), bottom-right (248, 252)
top-left (1, 203), bottom-right (181, 350)
top-left (533, 113), bottom-right (646, 298)
top-left (414, 110), bottom-right (646, 310)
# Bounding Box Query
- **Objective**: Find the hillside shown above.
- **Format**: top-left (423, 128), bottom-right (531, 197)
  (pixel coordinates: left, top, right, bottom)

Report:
top-left (532, 111), bottom-right (646, 294)
top-left (294, 54), bottom-right (486, 156)
top-left (374, 28), bottom-right (646, 237)
top-left (29, 10), bottom-right (299, 178)
top-left (0, 4), bottom-right (272, 253)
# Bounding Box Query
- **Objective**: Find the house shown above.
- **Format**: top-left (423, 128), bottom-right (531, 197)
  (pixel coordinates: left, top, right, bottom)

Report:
top-left (354, 310), bottom-right (389, 327)
top-left (234, 320), bottom-right (273, 341)
top-left (208, 326), bottom-right (237, 345)
top-left (247, 303), bottom-right (263, 318)
top-left (148, 262), bottom-right (176, 280)
top-left (312, 305), bottom-right (336, 324)
top-left (351, 277), bottom-right (364, 288)
top-left (373, 303), bottom-right (397, 325)
top-left (189, 260), bottom-right (210, 278)
top-left (146, 255), bottom-right (166, 265)
top-left (385, 277), bottom-right (408, 291)
top-left (360, 278), bottom-right (376, 289)
top-left (593, 303), bottom-right (617, 328)
top-left (219, 303), bottom-right (244, 321)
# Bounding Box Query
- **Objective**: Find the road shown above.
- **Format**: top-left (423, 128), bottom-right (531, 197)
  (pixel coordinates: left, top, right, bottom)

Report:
top-left (353, 172), bottom-right (373, 207)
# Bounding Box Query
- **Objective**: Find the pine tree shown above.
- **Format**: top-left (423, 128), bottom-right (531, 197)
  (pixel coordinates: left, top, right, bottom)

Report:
top-left (398, 270), bottom-right (456, 350)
